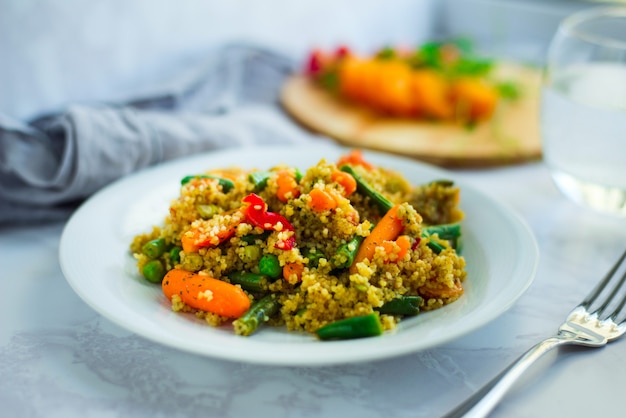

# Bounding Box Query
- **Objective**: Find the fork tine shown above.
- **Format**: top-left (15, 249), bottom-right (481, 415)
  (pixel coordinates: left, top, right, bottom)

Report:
top-left (580, 251), bottom-right (626, 316)
top-left (599, 269), bottom-right (626, 321)
top-left (581, 248), bottom-right (626, 306)
top-left (581, 248), bottom-right (626, 320)
top-left (611, 273), bottom-right (626, 323)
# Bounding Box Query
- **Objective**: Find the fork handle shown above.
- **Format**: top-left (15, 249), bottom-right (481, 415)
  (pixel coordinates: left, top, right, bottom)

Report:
top-left (444, 336), bottom-right (569, 418)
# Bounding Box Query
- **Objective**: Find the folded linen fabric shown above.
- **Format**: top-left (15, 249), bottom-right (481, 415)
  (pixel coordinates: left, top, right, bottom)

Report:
top-left (0, 44), bottom-right (318, 224)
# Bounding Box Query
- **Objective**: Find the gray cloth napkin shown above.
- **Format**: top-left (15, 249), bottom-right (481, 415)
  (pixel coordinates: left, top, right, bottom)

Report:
top-left (0, 44), bottom-right (319, 225)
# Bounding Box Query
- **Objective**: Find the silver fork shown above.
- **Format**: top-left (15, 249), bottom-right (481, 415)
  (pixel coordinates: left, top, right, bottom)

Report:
top-left (445, 248), bottom-right (626, 418)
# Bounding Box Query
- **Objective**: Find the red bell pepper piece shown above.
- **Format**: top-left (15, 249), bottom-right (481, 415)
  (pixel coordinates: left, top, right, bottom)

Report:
top-left (242, 194), bottom-right (296, 250)
top-left (335, 45), bottom-right (351, 58)
top-left (306, 49), bottom-right (326, 75)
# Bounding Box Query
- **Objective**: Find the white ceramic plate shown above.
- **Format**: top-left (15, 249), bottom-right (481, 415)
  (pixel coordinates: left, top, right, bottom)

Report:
top-left (59, 144), bottom-right (539, 366)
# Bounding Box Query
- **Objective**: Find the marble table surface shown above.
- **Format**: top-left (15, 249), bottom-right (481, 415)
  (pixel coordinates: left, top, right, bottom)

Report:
top-left (3, 160), bottom-right (625, 418)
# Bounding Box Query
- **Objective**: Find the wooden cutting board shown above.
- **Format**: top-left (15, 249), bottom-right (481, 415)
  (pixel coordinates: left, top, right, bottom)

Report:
top-left (280, 63), bottom-right (543, 168)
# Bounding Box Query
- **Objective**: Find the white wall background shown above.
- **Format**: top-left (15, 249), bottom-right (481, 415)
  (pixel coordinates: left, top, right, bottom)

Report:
top-left (0, 0), bottom-right (439, 121)
top-left (0, 0), bottom-right (596, 121)
top-left (441, 0), bottom-right (596, 63)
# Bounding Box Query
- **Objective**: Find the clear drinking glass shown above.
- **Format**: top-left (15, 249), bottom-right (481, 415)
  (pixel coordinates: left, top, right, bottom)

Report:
top-left (541, 7), bottom-right (626, 216)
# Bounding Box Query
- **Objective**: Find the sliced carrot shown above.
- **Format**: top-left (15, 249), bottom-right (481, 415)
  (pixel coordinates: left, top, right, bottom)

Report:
top-left (276, 170), bottom-right (300, 203)
top-left (381, 240), bottom-right (396, 257)
top-left (395, 235), bottom-right (412, 260)
top-left (181, 208), bottom-right (244, 253)
top-left (337, 149), bottom-right (375, 171)
top-left (308, 188), bottom-right (338, 212)
top-left (283, 262), bottom-right (304, 282)
top-left (331, 170), bottom-right (357, 196)
top-left (162, 269), bottom-right (250, 318)
top-left (349, 204), bottom-right (404, 274)
top-left (381, 235), bottom-right (411, 262)
top-left (181, 234), bottom-right (200, 253)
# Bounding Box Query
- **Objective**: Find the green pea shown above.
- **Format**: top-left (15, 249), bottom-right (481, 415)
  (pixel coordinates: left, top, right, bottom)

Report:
top-left (196, 204), bottom-right (220, 219)
top-left (181, 175), bottom-right (234, 193)
top-left (142, 238), bottom-right (166, 259)
top-left (142, 260), bottom-right (165, 283)
top-left (181, 252), bottom-right (204, 272)
top-left (258, 254), bottom-right (281, 279)
top-left (241, 245), bottom-right (261, 263)
top-left (304, 248), bottom-right (325, 268)
top-left (294, 168), bottom-right (303, 182)
top-left (169, 246), bottom-right (182, 264)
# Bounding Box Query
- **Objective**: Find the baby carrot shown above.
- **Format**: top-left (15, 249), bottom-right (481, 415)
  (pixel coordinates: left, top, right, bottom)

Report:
top-left (162, 269), bottom-right (250, 318)
top-left (350, 204), bottom-right (404, 274)
top-left (331, 170), bottom-right (357, 196)
top-left (308, 188), bottom-right (338, 212)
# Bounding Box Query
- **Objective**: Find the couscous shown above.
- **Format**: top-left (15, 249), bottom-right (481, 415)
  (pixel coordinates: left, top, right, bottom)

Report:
top-left (130, 149), bottom-right (466, 339)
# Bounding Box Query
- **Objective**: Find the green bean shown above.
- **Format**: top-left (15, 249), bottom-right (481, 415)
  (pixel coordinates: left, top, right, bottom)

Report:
top-left (233, 294), bottom-right (281, 336)
top-left (315, 313), bottom-right (383, 340)
top-left (142, 238), bottom-right (166, 259)
top-left (377, 296), bottom-right (422, 316)
top-left (181, 252), bottom-right (203, 272)
top-left (169, 246), bottom-right (182, 264)
top-left (331, 224), bottom-right (373, 269)
top-left (429, 179), bottom-right (455, 188)
top-left (181, 174), bottom-right (234, 193)
top-left (248, 171), bottom-right (271, 191)
top-left (425, 239), bottom-right (446, 255)
top-left (241, 245), bottom-right (261, 263)
top-left (340, 165), bottom-right (394, 213)
top-left (423, 223), bottom-right (461, 240)
top-left (331, 235), bottom-right (366, 269)
top-left (227, 271), bottom-right (269, 293)
top-left (142, 260), bottom-right (165, 283)
top-left (258, 254), bottom-right (281, 279)
top-left (423, 222), bottom-right (462, 251)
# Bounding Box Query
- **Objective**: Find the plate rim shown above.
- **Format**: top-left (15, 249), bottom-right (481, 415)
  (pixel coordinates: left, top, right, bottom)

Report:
top-left (59, 144), bottom-right (539, 366)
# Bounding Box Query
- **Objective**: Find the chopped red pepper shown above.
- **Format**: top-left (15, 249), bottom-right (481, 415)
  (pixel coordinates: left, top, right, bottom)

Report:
top-left (306, 49), bottom-right (327, 75)
top-left (242, 194), bottom-right (296, 250)
top-left (335, 45), bottom-right (351, 58)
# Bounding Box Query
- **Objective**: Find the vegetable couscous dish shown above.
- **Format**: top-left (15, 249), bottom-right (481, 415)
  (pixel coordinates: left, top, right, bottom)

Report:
top-left (130, 149), bottom-right (466, 340)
